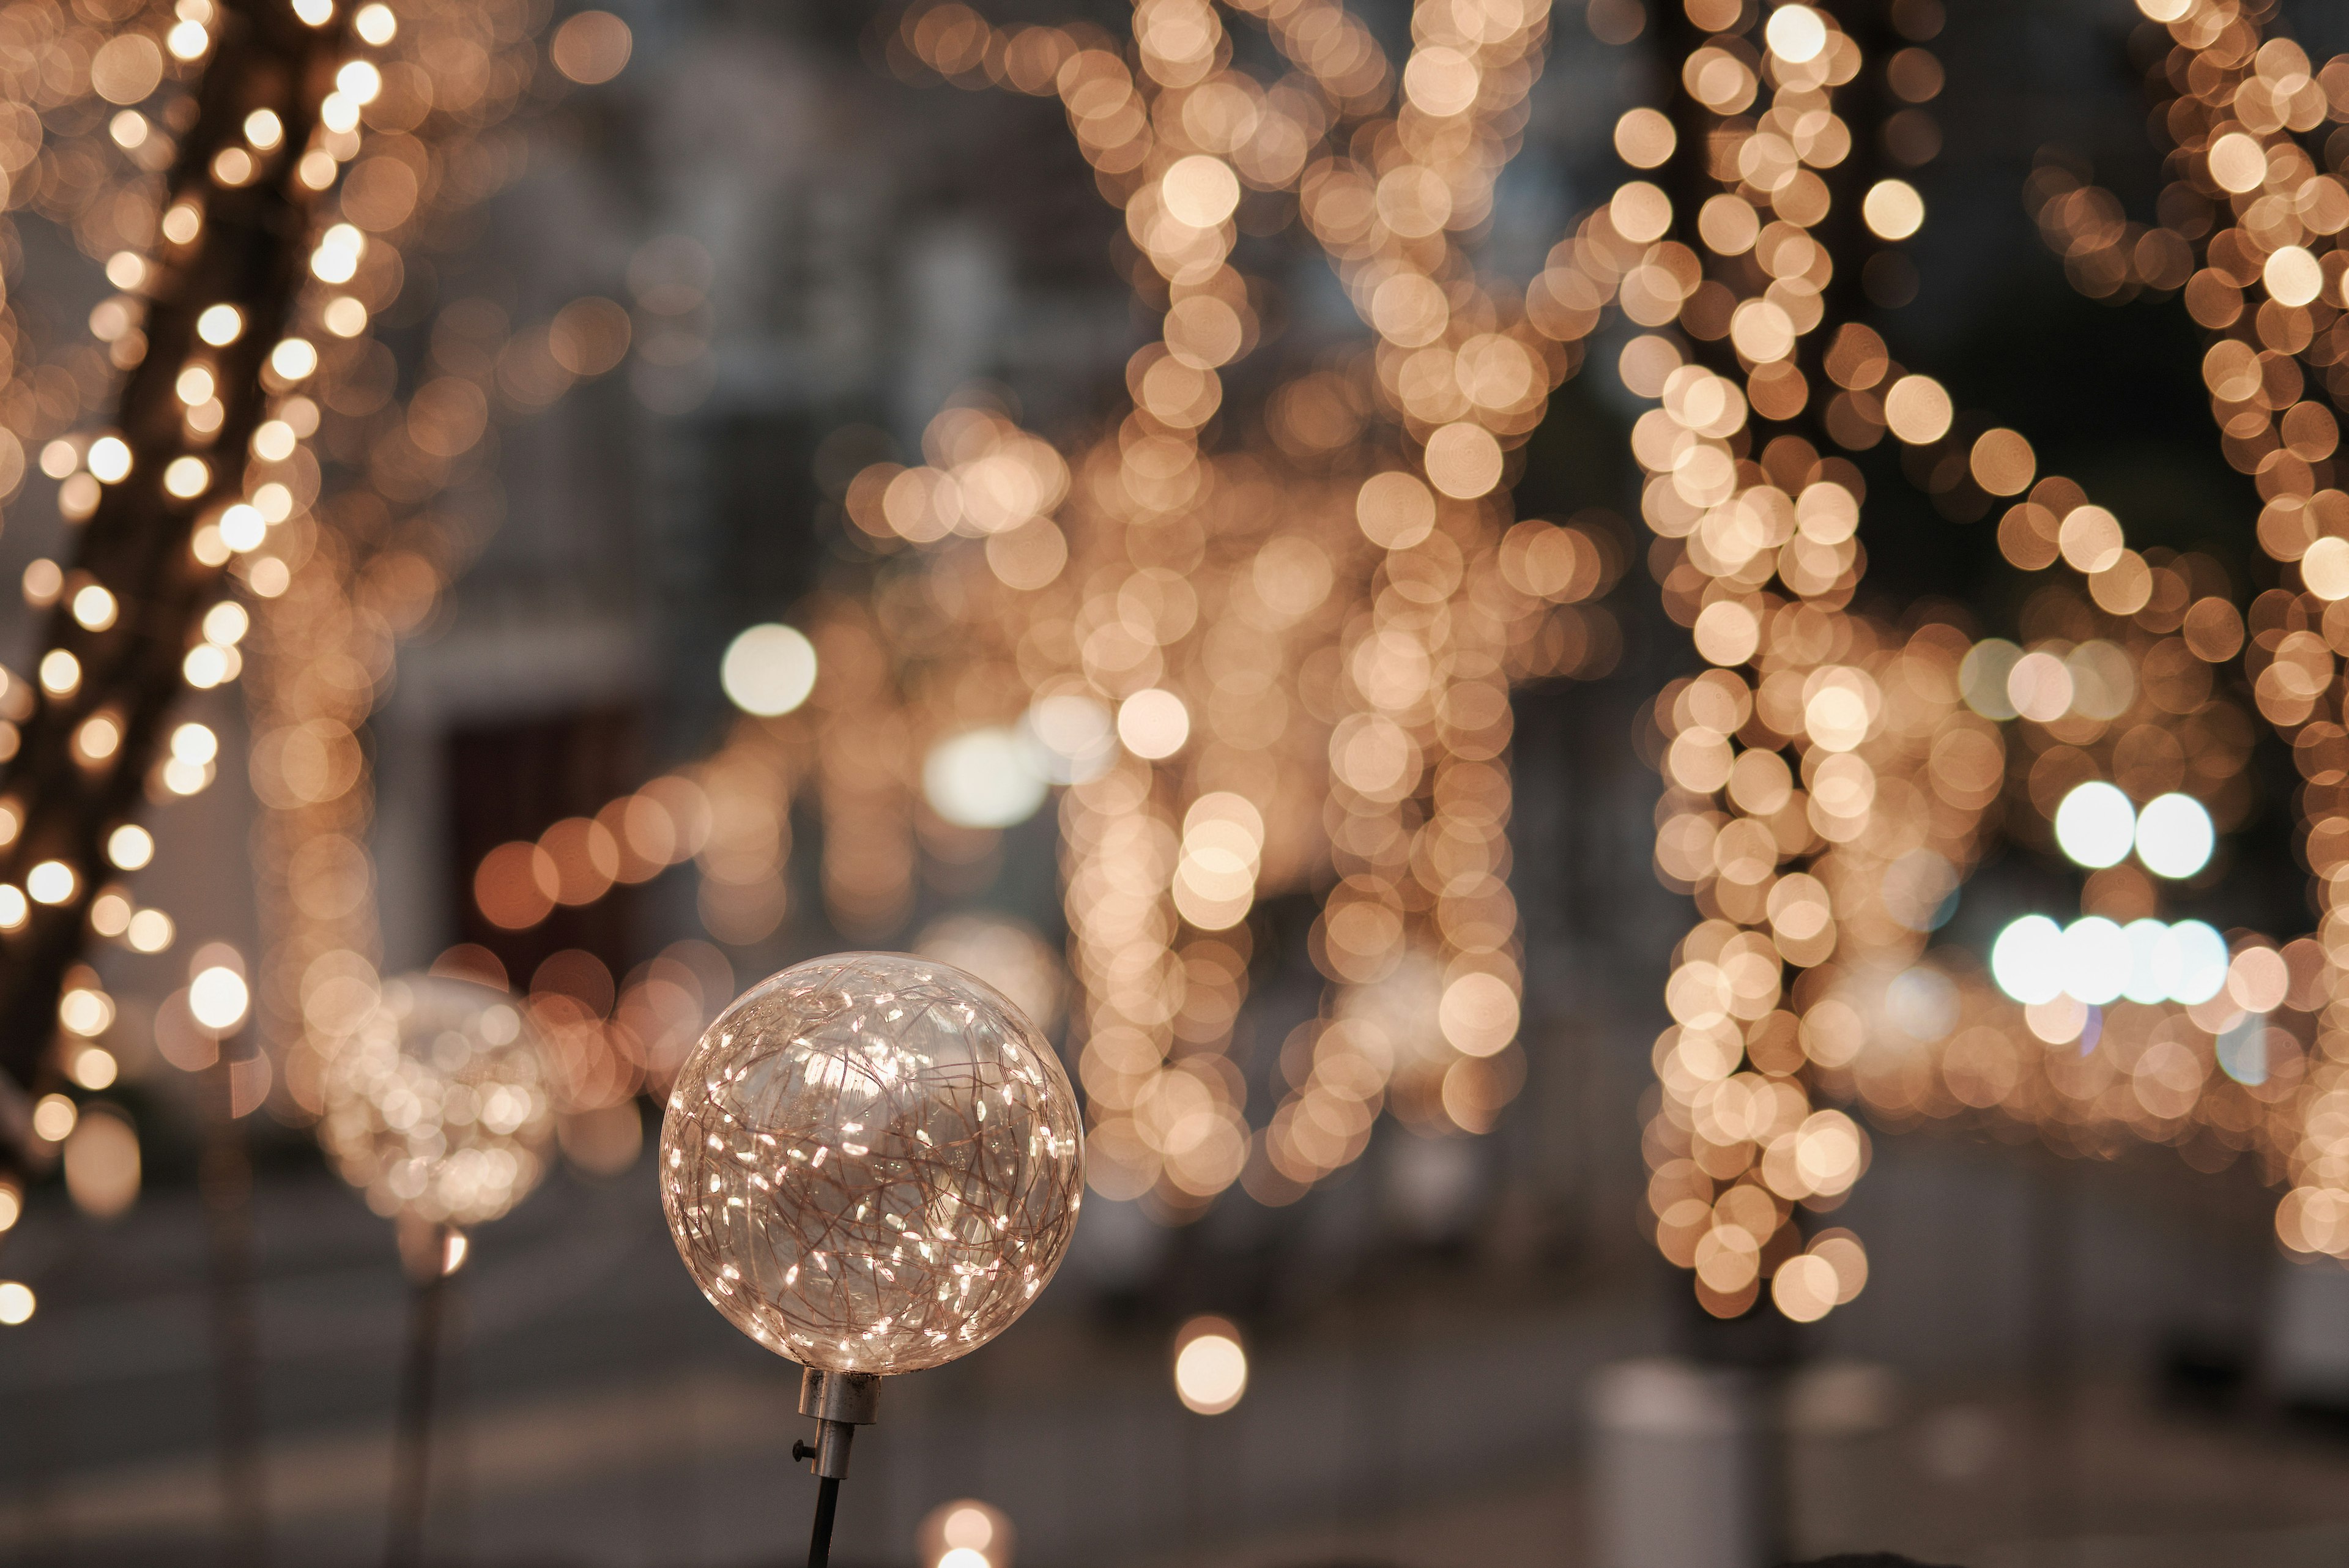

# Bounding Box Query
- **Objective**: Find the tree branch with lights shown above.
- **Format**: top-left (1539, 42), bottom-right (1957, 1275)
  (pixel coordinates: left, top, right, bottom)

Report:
top-left (0, 0), bottom-right (357, 1167)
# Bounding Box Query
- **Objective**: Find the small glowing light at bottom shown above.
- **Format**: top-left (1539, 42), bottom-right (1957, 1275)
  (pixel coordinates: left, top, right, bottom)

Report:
top-left (1173, 1315), bottom-right (1248, 1414)
top-left (0, 1282), bottom-right (34, 1325)
top-left (919, 1497), bottom-right (1012, 1568)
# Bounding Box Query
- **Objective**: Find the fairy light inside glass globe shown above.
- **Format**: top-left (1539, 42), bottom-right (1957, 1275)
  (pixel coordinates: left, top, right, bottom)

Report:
top-left (661, 952), bottom-right (1084, 1375)
top-left (317, 975), bottom-right (555, 1227)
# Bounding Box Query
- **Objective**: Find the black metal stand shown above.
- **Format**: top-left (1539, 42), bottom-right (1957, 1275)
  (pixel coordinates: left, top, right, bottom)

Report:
top-left (793, 1369), bottom-right (880, 1568)
top-left (385, 1224), bottom-right (451, 1568)
top-left (805, 1476), bottom-right (841, 1568)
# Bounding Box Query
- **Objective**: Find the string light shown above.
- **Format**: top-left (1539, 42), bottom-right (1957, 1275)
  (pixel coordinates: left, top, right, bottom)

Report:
top-left (661, 953), bottom-right (1084, 1370)
top-left (2017, 1), bottom-right (2349, 1259)
top-left (386, 0), bottom-right (2340, 1285)
top-left (0, 0), bottom-right (349, 1145)
top-left (317, 975), bottom-right (554, 1227)
top-left (877, 0), bottom-right (1587, 1209)
top-left (1595, 0), bottom-right (2349, 1315)
top-left (234, 0), bottom-right (637, 1126)
top-left (1538, 0), bottom-right (1972, 1318)
top-left (1573, 0), bottom-right (2275, 1315)
top-left (461, 0), bottom-right (1630, 1222)
top-left (0, 0), bottom-right (640, 1151)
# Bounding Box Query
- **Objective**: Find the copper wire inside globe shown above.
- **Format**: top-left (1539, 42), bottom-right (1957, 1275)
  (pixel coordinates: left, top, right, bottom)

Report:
top-left (661, 952), bottom-right (1083, 1374)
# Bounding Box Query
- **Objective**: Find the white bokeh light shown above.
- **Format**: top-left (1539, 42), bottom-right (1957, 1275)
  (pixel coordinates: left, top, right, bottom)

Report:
top-left (2134, 792), bottom-right (2214, 880)
top-left (1019, 693), bottom-right (1115, 784)
top-left (188, 965), bottom-right (250, 1032)
top-left (1173, 1320), bottom-right (1249, 1414)
top-left (2171, 920), bottom-right (2230, 1005)
top-left (1765, 4), bottom-right (1827, 62)
top-left (2121, 918), bottom-right (2178, 1005)
top-left (718, 623), bottom-right (818, 716)
top-left (2059, 917), bottom-right (2131, 1006)
top-left (2217, 1012), bottom-right (2269, 1086)
top-left (923, 727), bottom-right (1048, 829)
top-left (918, 1498), bottom-right (1011, 1568)
top-left (1999, 915), bottom-right (2232, 1006)
top-left (1885, 965), bottom-right (1958, 1042)
top-left (2053, 782), bottom-right (2135, 869)
top-left (1116, 688), bottom-right (1191, 759)
top-left (1991, 915), bottom-right (2065, 1005)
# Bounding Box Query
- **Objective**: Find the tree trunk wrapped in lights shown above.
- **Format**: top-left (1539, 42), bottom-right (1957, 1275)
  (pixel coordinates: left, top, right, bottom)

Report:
top-left (1581, 0), bottom-right (1990, 1318)
top-left (1602, 0), bottom-right (2349, 1319)
top-left (847, 0), bottom-right (1620, 1216)
top-left (0, 0), bottom-right (629, 1180)
top-left (0, 0), bottom-right (348, 1135)
top-left (2015, 0), bottom-right (2349, 1260)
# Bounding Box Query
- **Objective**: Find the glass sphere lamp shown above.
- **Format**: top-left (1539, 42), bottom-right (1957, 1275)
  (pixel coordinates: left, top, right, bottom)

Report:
top-left (660, 951), bottom-right (1083, 1567)
top-left (317, 972), bottom-right (557, 1245)
top-left (315, 972), bottom-right (557, 1568)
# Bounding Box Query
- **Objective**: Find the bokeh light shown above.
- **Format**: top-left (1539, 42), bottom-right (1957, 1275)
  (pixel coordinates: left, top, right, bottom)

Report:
top-left (2058, 917), bottom-right (2131, 1007)
top-left (922, 727), bottom-right (1048, 829)
top-left (1173, 1317), bottom-right (1247, 1414)
top-left (2054, 782), bottom-right (2134, 869)
top-left (2170, 922), bottom-right (2230, 1006)
top-left (551, 9), bottom-right (631, 84)
top-left (1019, 694), bottom-right (1115, 784)
top-left (719, 623), bottom-right (818, 717)
top-left (918, 1499), bottom-right (1014, 1568)
top-left (31, 1093), bottom-right (77, 1143)
top-left (1115, 688), bottom-right (1190, 760)
top-left (1995, 915), bottom-right (2230, 1008)
top-left (1992, 916), bottom-right (2066, 1006)
top-left (188, 965), bottom-right (250, 1033)
top-left (1764, 4), bottom-right (1827, 64)
top-left (63, 1107), bottom-right (140, 1219)
top-left (2135, 792), bottom-right (2214, 880)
